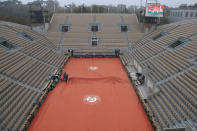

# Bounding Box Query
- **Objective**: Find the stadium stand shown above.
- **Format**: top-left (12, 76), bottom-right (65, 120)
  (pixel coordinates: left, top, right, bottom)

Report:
top-left (0, 22), bottom-right (69, 130)
top-left (0, 13), bottom-right (197, 131)
top-left (46, 14), bottom-right (144, 52)
top-left (120, 20), bottom-right (197, 130)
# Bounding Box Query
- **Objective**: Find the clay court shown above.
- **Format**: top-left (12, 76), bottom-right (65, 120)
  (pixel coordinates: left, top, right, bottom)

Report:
top-left (29, 58), bottom-right (153, 131)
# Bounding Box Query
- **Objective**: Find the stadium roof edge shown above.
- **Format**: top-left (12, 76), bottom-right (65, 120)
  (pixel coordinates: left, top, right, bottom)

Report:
top-left (0, 20), bottom-right (30, 29)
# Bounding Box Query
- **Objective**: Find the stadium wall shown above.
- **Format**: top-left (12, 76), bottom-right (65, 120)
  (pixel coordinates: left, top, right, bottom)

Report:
top-left (168, 9), bottom-right (197, 23)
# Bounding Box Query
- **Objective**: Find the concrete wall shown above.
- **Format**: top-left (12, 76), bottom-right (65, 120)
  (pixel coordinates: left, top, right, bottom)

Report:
top-left (32, 14), bottom-right (54, 34)
top-left (32, 23), bottom-right (49, 34)
top-left (168, 9), bottom-right (197, 23)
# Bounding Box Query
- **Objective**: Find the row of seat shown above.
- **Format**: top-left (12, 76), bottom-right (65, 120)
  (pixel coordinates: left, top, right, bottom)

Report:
top-left (0, 24), bottom-right (68, 90)
top-left (139, 40), bottom-right (196, 82)
top-left (120, 20), bottom-right (197, 130)
top-left (0, 48), bottom-right (57, 89)
top-left (19, 43), bottom-right (66, 67)
top-left (147, 67), bottom-right (197, 129)
top-left (0, 25), bottom-right (66, 66)
top-left (0, 23), bottom-right (69, 131)
top-left (47, 14), bottom-right (143, 51)
top-left (136, 89), bottom-right (161, 130)
top-left (0, 77), bottom-right (42, 131)
top-left (132, 24), bottom-right (181, 49)
top-left (130, 22), bottom-right (197, 63)
top-left (0, 25), bottom-right (28, 47)
top-left (9, 25), bottom-right (57, 49)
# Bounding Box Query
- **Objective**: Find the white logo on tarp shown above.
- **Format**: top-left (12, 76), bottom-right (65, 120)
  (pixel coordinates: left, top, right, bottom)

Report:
top-left (89, 66), bottom-right (98, 71)
top-left (83, 95), bottom-right (101, 104)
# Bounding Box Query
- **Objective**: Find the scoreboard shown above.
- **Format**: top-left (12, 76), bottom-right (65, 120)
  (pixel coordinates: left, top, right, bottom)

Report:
top-left (145, 4), bottom-right (164, 17)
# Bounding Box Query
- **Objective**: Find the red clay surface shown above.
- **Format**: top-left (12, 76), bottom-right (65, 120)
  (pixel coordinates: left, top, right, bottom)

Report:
top-left (29, 58), bottom-right (153, 131)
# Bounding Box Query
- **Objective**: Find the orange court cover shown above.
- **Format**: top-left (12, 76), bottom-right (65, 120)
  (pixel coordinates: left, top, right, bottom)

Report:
top-left (29, 58), bottom-right (153, 131)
